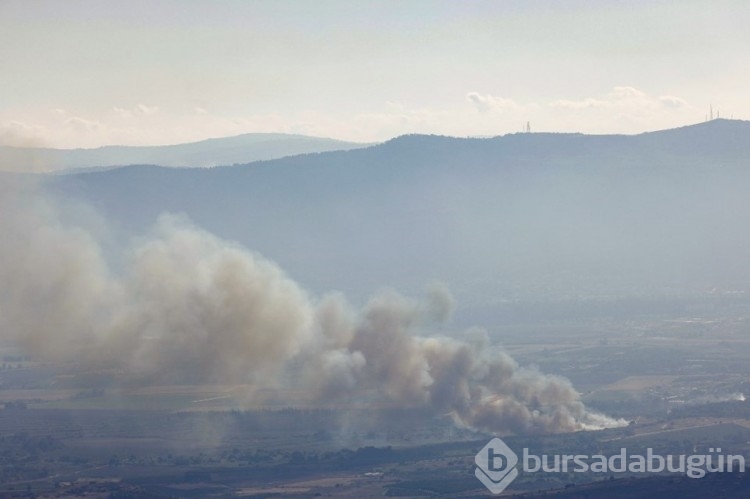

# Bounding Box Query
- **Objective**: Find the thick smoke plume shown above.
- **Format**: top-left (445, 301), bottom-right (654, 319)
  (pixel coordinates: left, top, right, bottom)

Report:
top-left (0, 181), bottom-right (623, 434)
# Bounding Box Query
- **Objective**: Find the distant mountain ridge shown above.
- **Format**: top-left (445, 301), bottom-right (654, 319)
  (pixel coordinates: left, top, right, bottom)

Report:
top-left (0, 133), bottom-right (368, 172)
top-left (46, 119), bottom-right (750, 312)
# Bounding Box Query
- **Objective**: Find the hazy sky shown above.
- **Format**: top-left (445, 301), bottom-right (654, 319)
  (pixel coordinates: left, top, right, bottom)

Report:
top-left (1, 0), bottom-right (748, 148)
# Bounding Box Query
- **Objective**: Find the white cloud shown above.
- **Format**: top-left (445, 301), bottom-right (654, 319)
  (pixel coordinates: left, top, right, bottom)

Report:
top-left (550, 86), bottom-right (648, 110)
top-left (544, 87), bottom-right (696, 133)
top-left (549, 87), bottom-right (690, 114)
top-left (659, 95), bottom-right (688, 108)
top-left (549, 98), bottom-right (608, 110)
top-left (136, 103), bottom-right (159, 116)
top-left (0, 120), bottom-right (47, 147)
top-left (64, 116), bottom-right (103, 133)
top-left (113, 107), bottom-right (133, 119)
top-left (609, 86), bottom-right (646, 99)
top-left (466, 92), bottom-right (521, 113)
top-left (114, 104), bottom-right (159, 119)
top-left (0, 87), bottom-right (700, 149)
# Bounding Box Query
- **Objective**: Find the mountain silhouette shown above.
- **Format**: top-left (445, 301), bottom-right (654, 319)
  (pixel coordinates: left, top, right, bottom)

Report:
top-left (0, 133), bottom-right (367, 172)
top-left (47, 120), bottom-right (750, 316)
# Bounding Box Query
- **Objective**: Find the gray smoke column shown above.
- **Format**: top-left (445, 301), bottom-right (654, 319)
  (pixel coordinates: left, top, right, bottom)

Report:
top-left (304, 292), bottom-right (622, 433)
top-left (0, 182), bottom-right (624, 434)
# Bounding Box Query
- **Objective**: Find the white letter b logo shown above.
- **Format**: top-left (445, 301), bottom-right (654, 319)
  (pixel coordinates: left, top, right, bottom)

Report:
top-left (475, 437), bottom-right (519, 494)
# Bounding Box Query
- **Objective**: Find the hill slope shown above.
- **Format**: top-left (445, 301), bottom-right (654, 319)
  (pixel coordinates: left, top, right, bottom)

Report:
top-left (47, 120), bottom-right (750, 310)
top-left (0, 133), bottom-right (367, 172)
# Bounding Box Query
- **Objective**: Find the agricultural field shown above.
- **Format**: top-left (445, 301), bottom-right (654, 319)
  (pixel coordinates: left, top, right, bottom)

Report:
top-left (2, 307), bottom-right (750, 497)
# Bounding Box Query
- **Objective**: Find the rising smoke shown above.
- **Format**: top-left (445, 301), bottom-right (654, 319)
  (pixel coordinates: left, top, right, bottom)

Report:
top-left (0, 179), bottom-right (624, 434)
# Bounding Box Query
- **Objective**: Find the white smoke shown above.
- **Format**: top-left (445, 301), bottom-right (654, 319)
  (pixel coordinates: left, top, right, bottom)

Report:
top-left (0, 180), bottom-right (624, 434)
